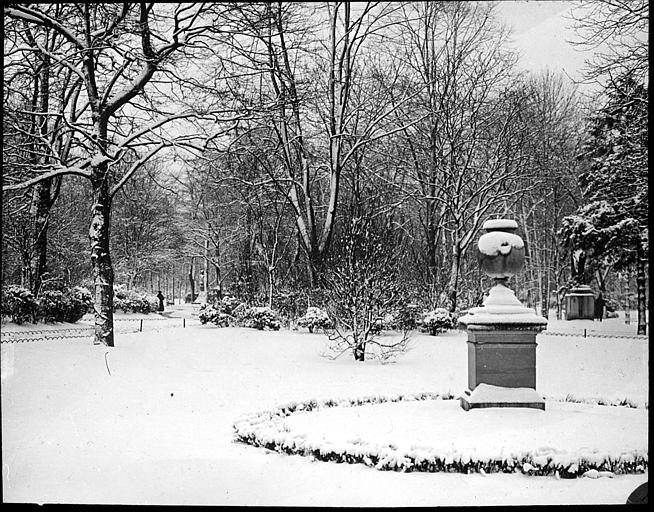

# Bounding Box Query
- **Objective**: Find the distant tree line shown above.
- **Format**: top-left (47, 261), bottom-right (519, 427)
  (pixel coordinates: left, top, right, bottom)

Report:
top-left (2, 1), bottom-right (648, 346)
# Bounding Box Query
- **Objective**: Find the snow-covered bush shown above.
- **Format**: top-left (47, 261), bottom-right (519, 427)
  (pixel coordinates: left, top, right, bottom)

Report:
top-left (241, 306), bottom-right (281, 330)
top-left (38, 290), bottom-right (68, 323)
top-left (1, 285), bottom-right (92, 325)
top-left (273, 289), bottom-right (329, 327)
top-left (113, 285), bottom-right (158, 314)
top-left (231, 302), bottom-right (249, 320)
top-left (297, 307), bottom-right (333, 333)
top-left (220, 295), bottom-right (242, 315)
top-left (420, 308), bottom-right (457, 335)
top-left (67, 286), bottom-right (93, 322)
top-left (198, 303), bottom-right (231, 327)
top-left (1, 285), bottom-right (38, 324)
top-left (198, 295), bottom-right (247, 327)
top-left (271, 290), bottom-right (306, 325)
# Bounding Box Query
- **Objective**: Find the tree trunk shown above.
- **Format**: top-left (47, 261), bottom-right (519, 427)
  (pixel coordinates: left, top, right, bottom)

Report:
top-left (306, 249), bottom-right (324, 288)
top-left (624, 272), bottom-right (631, 325)
top-left (425, 217), bottom-right (438, 283)
top-left (29, 178), bottom-right (53, 297)
top-left (188, 256), bottom-right (196, 301)
top-left (445, 245), bottom-right (462, 312)
top-left (26, 47), bottom-right (56, 296)
top-left (636, 249), bottom-right (647, 335)
top-left (541, 265), bottom-right (550, 319)
top-left (89, 177), bottom-right (115, 347)
top-left (267, 268), bottom-right (275, 309)
top-left (353, 342), bottom-right (365, 362)
top-left (203, 239), bottom-right (209, 294)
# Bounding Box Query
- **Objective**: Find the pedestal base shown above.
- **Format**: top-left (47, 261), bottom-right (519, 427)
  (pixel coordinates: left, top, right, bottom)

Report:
top-left (457, 283), bottom-right (548, 412)
top-left (466, 326), bottom-right (541, 390)
top-left (564, 286), bottom-right (595, 320)
top-left (460, 384), bottom-right (545, 411)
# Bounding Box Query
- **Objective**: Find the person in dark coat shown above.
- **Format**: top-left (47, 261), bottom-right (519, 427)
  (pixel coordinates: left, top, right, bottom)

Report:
top-left (594, 293), bottom-right (605, 322)
top-left (157, 290), bottom-right (165, 312)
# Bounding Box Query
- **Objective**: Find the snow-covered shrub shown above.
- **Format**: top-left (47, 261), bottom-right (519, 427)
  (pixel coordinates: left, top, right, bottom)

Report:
top-left (1, 285), bottom-right (38, 324)
top-left (420, 308), bottom-right (457, 335)
top-left (37, 290), bottom-right (67, 323)
top-left (37, 286), bottom-right (94, 324)
top-left (1, 285), bottom-right (92, 325)
top-left (113, 285), bottom-right (157, 314)
top-left (67, 286), bottom-right (93, 322)
top-left (273, 289), bottom-right (329, 327)
top-left (198, 303), bottom-right (231, 327)
top-left (398, 304), bottom-right (421, 330)
top-left (198, 295), bottom-right (248, 327)
top-left (297, 307), bottom-right (333, 333)
top-left (241, 306), bottom-right (281, 330)
top-left (231, 302), bottom-right (249, 321)
top-left (271, 290), bottom-right (306, 325)
top-left (220, 295), bottom-right (242, 315)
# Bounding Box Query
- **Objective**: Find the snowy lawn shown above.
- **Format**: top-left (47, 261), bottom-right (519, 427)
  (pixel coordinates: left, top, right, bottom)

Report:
top-left (1, 318), bottom-right (648, 505)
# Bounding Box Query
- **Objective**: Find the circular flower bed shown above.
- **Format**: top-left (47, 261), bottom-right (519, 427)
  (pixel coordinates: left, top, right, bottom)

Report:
top-left (233, 392), bottom-right (648, 477)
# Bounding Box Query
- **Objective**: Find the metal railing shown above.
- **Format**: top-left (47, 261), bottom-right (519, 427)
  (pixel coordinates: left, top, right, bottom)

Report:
top-left (1, 315), bottom-right (201, 343)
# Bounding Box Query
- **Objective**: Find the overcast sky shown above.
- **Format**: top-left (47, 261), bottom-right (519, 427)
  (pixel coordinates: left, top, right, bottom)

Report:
top-left (494, 1), bottom-right (591, 87)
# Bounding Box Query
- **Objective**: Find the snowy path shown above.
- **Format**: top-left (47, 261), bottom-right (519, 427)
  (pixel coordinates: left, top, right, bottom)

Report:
top-left (1, 324), bottom-right (648, 505)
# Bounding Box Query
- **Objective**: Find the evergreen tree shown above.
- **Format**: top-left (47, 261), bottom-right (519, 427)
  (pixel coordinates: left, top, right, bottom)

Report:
top-left (560, 74), bottom-right (648, 333)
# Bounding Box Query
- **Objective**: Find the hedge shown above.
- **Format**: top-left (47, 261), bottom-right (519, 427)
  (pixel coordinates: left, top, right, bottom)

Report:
top-left (233, 392), bottom-right (647, 477)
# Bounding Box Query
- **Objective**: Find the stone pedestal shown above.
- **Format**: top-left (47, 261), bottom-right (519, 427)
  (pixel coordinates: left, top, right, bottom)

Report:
top-left (461, 324), bottom-right (545, 410)
top-left (458, 283), bottom-right (547, 411)
top-left (564, 285), bottom-right (595, 320)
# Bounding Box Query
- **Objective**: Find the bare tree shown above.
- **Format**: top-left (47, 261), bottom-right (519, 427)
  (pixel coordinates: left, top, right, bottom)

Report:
top-left (219, 2), bottom-right (425, 284)
top-left (567, 0), bottom-right (649, 85)
top-left (3, 4), bottom-right (81, 294)
top-left (3, 4), bottom-right (244, 346)
top-left (514, 71), bottom-right (586, 318)
top-left (388, 1), bottom-right (535, 311)
top-left (323, 215), bottom-right (412, 362)
top-left (111, 159), bottom-right (185, 291)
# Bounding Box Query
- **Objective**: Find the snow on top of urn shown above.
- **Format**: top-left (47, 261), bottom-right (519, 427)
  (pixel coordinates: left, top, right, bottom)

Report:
top-left (478, 231), bottom-right (524, 256)
top-left (482, 218), bottom-right (518, 230)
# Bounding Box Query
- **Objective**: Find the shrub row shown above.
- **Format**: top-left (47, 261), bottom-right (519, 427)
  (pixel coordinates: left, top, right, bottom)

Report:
top-left (220, 288), bottom-right (463, 335)
top-left (1, 283), bottom-right (161, 324)
top-left (199, 297), bottom-right (458, 337)
top-left (113, 284), bottom-right (158, 314)
top-left (198, 296), bottom-right (281, 330)
top-left (233, 392), bottom-right (648, 477)
top-left (1, 285), bottom-right (93, 324)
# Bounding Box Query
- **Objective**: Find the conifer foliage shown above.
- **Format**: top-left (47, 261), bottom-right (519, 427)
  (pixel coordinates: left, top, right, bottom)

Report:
top-left (560, 74), bottom-right (648, 333)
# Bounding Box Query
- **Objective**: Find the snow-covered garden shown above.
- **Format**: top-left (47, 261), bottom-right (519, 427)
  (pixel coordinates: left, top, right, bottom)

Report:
top-left (1, 308), bottom-right (647, 505)
top-left (2, 0), bottom-right (649, 507)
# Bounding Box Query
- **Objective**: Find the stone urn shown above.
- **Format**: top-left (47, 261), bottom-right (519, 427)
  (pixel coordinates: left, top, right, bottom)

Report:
top-left (476, 219), bottom-right (525, 281)
top-left (458, 218), bottom-right (547, 411)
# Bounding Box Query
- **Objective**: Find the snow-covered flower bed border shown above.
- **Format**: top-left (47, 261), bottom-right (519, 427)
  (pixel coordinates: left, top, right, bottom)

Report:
top-left (232, 392), bottom-right (647, 478)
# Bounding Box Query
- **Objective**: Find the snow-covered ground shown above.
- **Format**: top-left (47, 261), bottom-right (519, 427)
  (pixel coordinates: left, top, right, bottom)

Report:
top-left (1, 310), bottom-right (648, 505)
